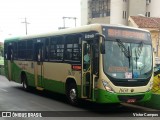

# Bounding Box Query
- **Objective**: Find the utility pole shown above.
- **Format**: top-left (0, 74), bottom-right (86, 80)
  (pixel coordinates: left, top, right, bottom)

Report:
top-left (21, 18), bottom-right (30, 35)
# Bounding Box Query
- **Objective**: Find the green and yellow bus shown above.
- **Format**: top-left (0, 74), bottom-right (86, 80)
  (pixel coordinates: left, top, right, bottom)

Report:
top-left (4, 24), bottom-right (153, 105)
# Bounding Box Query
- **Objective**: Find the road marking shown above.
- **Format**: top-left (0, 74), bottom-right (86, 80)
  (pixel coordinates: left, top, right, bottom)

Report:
top-left (0, 88), bottom-right (8, 92)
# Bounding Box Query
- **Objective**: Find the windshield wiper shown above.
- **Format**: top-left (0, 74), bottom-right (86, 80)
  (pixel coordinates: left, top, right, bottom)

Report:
top-left (135, 41), bottom-right (143, 69)
top-left (116, 39), bottom-right (131, 67)
top-left (136, 41), bottom-right (143, 59)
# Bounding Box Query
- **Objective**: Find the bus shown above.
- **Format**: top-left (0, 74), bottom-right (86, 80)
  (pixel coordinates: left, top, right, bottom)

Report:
top-left (4, 24), bottom-right (153, 105)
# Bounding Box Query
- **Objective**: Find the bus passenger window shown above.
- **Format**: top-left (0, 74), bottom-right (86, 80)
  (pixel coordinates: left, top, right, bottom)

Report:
top-left (50, 37), bottom-right (64, 61)
top-left (45, 39), bottom-right (49, 61)
top-left (65, 35), bottom-right (81, 61)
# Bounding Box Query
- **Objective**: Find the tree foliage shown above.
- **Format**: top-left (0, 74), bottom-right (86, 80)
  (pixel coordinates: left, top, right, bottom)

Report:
top-left (0, 44), bottom-right (4, 57)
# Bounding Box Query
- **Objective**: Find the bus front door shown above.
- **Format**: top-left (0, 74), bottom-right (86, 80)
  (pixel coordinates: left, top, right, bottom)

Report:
top-left (7, 45), bottom-right (13, 81)
top-left (34, 43), bottom-right (44, 90)
top-left (82, 41), bottom-right (93, 99)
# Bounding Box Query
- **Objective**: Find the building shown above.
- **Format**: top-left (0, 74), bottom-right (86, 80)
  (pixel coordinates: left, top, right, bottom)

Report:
top-left (129, 16), bottom-right (160, 59)
top-left (81, 0), bottom-right (160, 26)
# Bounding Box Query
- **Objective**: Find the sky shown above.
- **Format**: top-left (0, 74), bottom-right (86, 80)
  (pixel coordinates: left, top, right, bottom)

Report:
top-left (0, 0), bottom-right (81, 42)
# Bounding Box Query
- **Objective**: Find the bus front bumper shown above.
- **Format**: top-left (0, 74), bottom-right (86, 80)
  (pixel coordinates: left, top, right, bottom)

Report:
top-left (95, 89), bottom-right (152, 103)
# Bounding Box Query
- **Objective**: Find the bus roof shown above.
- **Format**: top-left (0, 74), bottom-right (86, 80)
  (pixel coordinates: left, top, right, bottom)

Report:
top-left (5, 24), bottom-right (150, 41)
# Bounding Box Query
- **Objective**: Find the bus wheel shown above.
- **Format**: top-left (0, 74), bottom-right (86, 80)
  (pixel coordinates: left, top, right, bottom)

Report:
top-left (22, 75), bottom-right (28, 90)
top-left (67, 83), bottom-right (78, 105)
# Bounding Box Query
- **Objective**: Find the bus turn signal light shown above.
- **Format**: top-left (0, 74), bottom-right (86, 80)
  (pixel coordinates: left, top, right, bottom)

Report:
top-left (72, 65), bottom-right (81, 71)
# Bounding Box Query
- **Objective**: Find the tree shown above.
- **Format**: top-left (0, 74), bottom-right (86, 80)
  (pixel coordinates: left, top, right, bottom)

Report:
top-left (0, 44), bottom-right (4, 57)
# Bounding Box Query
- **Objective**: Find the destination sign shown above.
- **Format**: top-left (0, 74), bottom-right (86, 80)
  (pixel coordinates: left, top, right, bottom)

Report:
top-left (108, 29), bottom-right (147, 40)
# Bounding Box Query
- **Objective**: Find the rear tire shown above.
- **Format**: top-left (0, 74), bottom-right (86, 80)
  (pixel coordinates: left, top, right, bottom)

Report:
top-left (66, 83), bottom-right (78, 105)
top-left (22, 75), bottom-right (28, 90)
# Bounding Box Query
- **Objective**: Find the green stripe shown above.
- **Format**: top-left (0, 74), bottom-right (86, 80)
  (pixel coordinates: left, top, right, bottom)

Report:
top-left (94, 89), bottom-right (151, 103)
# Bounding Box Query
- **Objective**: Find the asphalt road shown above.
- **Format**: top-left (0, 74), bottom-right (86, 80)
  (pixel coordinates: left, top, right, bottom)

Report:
top-left (0, 75), bottom-right (159, 120)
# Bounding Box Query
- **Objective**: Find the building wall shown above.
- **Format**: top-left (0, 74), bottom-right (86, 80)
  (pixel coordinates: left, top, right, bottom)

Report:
top-left (150, 30), bottom-right (160, 57)
top-left (110, 0), bottom-right (128, 25)
top-left (88, 17), bottom-right (110, 24)
top-left (147, 0), bottom-right (160, 17)
top-left (128, 0), bottom-right (146, 16)
top-left (81, 0), bottom-right (160, 26)
top-left (81, 0), bottom-right (89, 25)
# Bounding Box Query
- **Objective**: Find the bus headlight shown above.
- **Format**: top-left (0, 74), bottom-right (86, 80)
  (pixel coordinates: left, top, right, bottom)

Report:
top-left (147, 81), bottom-right (153, 91)
top-left (102, 80), bottom-right (114, 93)
top-left (149, 81), bottom-right (153, 90)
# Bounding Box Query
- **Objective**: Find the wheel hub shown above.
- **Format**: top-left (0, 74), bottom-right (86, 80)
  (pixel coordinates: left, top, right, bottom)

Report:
top-left (70, 89), bottom-right (76, 101)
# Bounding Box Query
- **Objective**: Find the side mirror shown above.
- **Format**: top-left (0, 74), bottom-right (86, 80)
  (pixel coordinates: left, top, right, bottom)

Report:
top-left (100, 42), bottom-right (105, 54)
top-left (95, 33), bottom-right (105, 54)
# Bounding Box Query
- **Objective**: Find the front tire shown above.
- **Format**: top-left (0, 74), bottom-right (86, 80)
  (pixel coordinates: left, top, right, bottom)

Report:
top-left (66, 83), bottom-right (78, 105)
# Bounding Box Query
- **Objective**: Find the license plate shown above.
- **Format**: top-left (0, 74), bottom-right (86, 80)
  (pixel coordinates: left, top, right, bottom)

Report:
top-left (127, 99), bottom-right (136, 103)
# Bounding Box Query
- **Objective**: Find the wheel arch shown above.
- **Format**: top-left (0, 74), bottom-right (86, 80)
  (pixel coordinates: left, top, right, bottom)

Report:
top-left (20, 71), bottom-right (27, 83)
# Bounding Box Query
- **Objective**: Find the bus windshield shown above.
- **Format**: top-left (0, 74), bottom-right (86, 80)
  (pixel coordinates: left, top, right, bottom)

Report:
top-left (103, 40), bottom-right (152, 79)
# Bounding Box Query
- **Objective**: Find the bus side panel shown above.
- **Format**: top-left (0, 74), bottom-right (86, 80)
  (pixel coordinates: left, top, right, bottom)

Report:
top-left (11, 61), bottom-right (20, 82)
top-left (10, 61), bottom-right (35, 86)
top-left (43, 62), bottom-right (81, 95)
top-left (11, 61), bottom-right (23, 83)
top-left (23, 61), bottom-right (36, 87)
top-left (26, 72), bottom-right (35, 87)
top-left (43, 62), bottom-right (67, 94)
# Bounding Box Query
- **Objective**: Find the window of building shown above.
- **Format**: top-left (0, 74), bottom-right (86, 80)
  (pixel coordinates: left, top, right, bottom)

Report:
top-left (123, 11), bottom-right (127, 19)
top-left (90, 0), bottom-right (110, 18)
top-left (146, 0), bottom-right (151, 5)
top-left (148, 12), bottom-right (150, 17)
top-left (146, 12), bottom-right (151, 17)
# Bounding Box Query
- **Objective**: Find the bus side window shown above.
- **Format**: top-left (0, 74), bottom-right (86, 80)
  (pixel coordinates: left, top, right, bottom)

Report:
top-left (7, 45), bottom-right (13, 60)
top-left (45, 38), bottom-right (49, 61)
top-left (13, 42), bottom-right (18, 60)
top-left (26, 40), bottom-right (33, 60)
top-left (50, 36), bottom-right (64, 61)
top-left (18, 41), bottom-right (26, 60)
top-left (65, 34), bottom-right (81, 61)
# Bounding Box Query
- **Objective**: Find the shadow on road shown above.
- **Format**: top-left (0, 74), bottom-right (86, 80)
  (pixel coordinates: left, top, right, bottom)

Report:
top-left (13, 86), bottom-right (143, 115)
